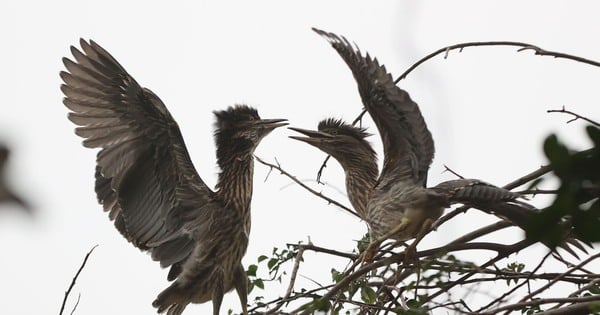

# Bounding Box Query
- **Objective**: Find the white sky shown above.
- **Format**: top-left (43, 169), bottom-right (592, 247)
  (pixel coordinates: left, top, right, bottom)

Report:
top-left (1, 1), bottom-right (600, 314)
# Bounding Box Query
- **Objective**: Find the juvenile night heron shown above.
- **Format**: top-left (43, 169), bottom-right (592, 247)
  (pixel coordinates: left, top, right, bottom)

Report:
top-left (301, 28), bottom-right (585, 259)
top-left (290, 119), bottom-right (585, 256)
top-left (60, 39), bottom-right (287, 315)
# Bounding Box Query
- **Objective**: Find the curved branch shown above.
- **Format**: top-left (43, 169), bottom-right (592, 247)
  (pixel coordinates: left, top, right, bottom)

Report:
top-left (395, 41), bottom-right (600, 83)
top-left (548, 106), bottom-right (600, 127)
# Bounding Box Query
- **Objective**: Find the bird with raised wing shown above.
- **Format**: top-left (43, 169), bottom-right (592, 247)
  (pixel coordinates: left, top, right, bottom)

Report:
top-left (305, 28), bottom-right (586, 260)
top-left (290, 119), bottom-right (586, 257)
top-left (60, 39), bottom-right (287, 315)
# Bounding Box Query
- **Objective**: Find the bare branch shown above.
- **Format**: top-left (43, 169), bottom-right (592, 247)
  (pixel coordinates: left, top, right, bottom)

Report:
top-left (536, 301), bottom-right (600, 315)
top-left (69, 294), bottom-right (81, 315)
top-left (422, 240), bottom-right (533, 304)
top-left (395, 41), bottom-right (600, 83)
top-left (60, 245), bottom-right (98, 315)
top-left (316, 155), bottom-right (331, 184)
top-left (255, 156), bottom-right (360, 219)
top-left (547, 106), bottom-right (600, 127)
top-left (264, 244), bottom-right (306, 314)
top-left (517, 252), bottom-right (600, 303)
top-left (483, 295), bottom-right (600, 315)
top-left (476, 250), bottom-right (554, 313)
top-left (442, 164), bottom-right (465, 179)
top-left (289, 243), bottom-right (358, 260)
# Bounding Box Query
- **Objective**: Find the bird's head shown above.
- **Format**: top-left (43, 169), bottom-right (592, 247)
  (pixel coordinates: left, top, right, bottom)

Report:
top-left (214, 105), bottom-right (287, 157)
top-left (289, 118), bottom-right (375, 162)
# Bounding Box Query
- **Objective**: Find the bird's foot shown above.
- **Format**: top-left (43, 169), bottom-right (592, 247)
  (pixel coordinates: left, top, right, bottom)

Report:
top-left (402, 241), bottom-right (419, 266)
top-left (361, 241), bottom-right (380, 264)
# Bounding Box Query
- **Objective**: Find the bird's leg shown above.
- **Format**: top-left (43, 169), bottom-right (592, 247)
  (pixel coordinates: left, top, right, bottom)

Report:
top-left (402, 218), bottom-right (434, 266)
top-left (233, 264), bottom-right (249, 315)
top-left (212, 271), bottom-right (225, 315)
top-left (362, 219), bottom-right (410, 264)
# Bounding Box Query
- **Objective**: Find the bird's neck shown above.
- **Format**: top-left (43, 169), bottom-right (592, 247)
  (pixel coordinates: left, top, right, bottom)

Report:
top-left (341, 158), bottom-right (378, 219)
top-left (215, 153), bottom-right (254, 214)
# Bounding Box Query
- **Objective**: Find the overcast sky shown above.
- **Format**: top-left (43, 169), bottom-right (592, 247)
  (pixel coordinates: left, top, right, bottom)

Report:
top-left (1, 1), bottom-right (600, 314)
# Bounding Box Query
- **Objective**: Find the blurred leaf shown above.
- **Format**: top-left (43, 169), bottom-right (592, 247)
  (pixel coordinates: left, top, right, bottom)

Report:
top-left (254, 278), bottom-right (265, 290)
top-left (589, 284), bottom-right (600, 295)
top-left (247, 281), bottom-right (254, 294)
top-left (310, 298), bottom-right (331, 312)
top-left (331, 268), bottom-right (343, 283)
top-left (527, 125), bottom-right (600, 245)
top-left (360, 285), bottom-right (376, 304)
top-left (257, 255), bottom-right (268, 263)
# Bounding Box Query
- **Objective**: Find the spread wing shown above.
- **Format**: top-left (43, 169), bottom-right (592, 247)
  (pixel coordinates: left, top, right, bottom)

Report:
top-left (61, 39), bottom-right (213, 273)
top-left (314, 28), bottom-right (435, 187)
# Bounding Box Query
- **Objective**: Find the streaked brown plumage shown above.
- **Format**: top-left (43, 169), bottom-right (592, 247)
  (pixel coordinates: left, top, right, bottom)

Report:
top-left (290, 119), bottom-right (586, 256)
top-left (303, 28), bottom-right (586, 257)
top-left (0, 145), bottom-right (29, 210)
top-left (60, 39), bottom-right (287, 315)
top-left (291, 119), bottom-right (378, 218)
top-left (290, 119), bottom-right (521, 240)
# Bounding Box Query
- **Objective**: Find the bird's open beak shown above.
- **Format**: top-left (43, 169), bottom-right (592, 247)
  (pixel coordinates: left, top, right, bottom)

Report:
top-left (288, 127), bottom-right (334, 143)
top-left (257, 118), bottom-right (288, 130)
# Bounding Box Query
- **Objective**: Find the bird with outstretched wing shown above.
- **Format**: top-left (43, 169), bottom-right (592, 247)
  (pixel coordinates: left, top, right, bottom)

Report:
top-left (61, 39), bottom-right (286, 315)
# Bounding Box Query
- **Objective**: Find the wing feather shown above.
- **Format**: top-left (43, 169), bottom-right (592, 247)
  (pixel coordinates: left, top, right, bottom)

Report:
top-left (314, 28), bottom-right (435, 186)
top-left (62, 39), bottom-right (213, 270)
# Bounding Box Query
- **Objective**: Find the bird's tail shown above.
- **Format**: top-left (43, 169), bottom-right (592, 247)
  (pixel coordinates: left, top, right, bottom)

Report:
top-left (476, 202), bottom-right (590, 258)
top-left (432, 179), bottom-right (590, 258)
top-left (432, 179), bottom-right (522, 204)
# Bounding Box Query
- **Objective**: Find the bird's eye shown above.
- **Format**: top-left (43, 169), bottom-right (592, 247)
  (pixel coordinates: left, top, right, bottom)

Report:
top-left (330, 129), bottom-right (338, 135)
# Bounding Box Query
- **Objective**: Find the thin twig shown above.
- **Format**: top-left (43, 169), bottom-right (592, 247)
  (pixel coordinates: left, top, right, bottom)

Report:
top-left (60, 245), bottom-right (98, 315)
top-left (517, 189), bottom-right (559, 195)
top-left (547, 106), bottom-right (600, 126)
top-left (536, 301), bottom-right (600, 315)
top-left (316, 155), bottom-right (331, 184)
top-left (289, 243), bottom-right (358, 260)
top-left (544, 278), bottom-right (600, 311)
top-left (422, 240), bottom-right (533, 305)
top-left (443, 164), bottom-right (465, 179)
top-left (477, 250), bottom-right (553, 313)
top-left (517, 252), bottom-right (600, 303)
top-left (482, 294), bottom-right (600, 315)
top-left (395, 41), bottom-right (600, 83)
top-left (265, 244), bottom-right (306, 314)
top-left (255, 155), bottom-right (360, 219)
top-left (448, 220), bottom-right (512, 245)
top-left (69, 294), bottom-right (81, 315)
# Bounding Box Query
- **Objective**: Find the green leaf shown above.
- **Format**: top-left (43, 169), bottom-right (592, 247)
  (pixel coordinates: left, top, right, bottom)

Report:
top-left (257, 255), bottom-right (268, 263)
top-left (254, 278), bottom-right (265, 290)
top-left (247, 282), bottom-right (254, 294)
top-left (360, 285), bottom-right (376, 304)
top-left (590, 285), bottom-right (600, 295)
top-left (303, 298), bottom-right (331, 312)
top-left (246, 264), bottom-right (258, 277)
top-left (268, 258), bottom-right (278, 270)
top-left (331, 268), bottom-right (343, 283)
